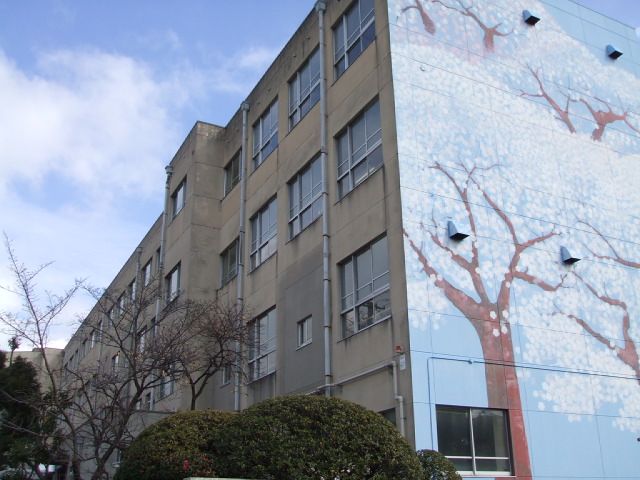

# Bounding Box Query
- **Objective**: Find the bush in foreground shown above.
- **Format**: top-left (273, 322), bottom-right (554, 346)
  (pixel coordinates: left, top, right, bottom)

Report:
top-left (216, 395), bottom-right (424, 479)
top-left (417, 449), bottom-right (462, 480)
top-left (114, 409), bottom-right (233, 480)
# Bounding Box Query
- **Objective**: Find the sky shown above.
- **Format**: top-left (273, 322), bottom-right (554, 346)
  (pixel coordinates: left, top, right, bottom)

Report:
top-left (0, 0), bottom-right (639, 351)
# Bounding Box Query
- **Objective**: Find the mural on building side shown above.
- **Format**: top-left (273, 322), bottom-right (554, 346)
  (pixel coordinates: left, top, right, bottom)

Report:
top-left (389, 0), bottom-right (640, 477)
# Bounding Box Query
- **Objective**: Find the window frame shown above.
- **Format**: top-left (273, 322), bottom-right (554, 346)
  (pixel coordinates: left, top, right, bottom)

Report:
top-left (336, 99), bottom-right (383, 198)
top-left (333, 0), bottom-right (376, 79)
top-left (248, 308), bottom-right (277, 381)
top-left (436, 405), bottom-right (512, 476)
top-left (224, 150), bottom-right (241, 196)
top-left (288, 155), bottom-right (323, 239)
top-left (166, 263), bottom-right (181, 304)
top-left (220, 238), bottom-right (239, 286)
top-left (339, 235), bottom-right (391, 337)
top-left (252, 100), bottom-right (279, 169)
top-left (250, 197), bottom-right (278, 270)
top-left (221, 364), bottom-right (232, 386)
top-left (172, 178), bottom-right (186, 218)
top-left (142, 259), bottom-right (152, 287)
top-left (288, 48), bottom-right (321, 130)
top-left (297, 316), bottom-right (312, 348)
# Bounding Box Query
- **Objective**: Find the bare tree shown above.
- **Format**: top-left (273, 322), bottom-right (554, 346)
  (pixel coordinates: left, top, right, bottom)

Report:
top-left (575, 97), bottom-right (640, 141)
top-left (7, 335), bottom-right (21, 366)
top-left (0, 236), bottom-right (250, 479)
top-left (403, 162), bottom-right (566, 477)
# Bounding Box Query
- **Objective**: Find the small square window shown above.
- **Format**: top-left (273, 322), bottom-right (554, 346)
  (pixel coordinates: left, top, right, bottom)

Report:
top-left (224, 151), bottom-right (241, 196)
top-left (297, 316), bottom-right (312, 348)
top-left (220, 239), bottom-right (239, 286)
top-left (221, 365), bottom-right (232, 386)
top-left (166, 263), bottom-right (181, 303)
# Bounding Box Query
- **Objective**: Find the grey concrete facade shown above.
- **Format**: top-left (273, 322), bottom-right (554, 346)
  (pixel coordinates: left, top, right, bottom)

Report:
top-left (61, 0), bottom-right (417, 474)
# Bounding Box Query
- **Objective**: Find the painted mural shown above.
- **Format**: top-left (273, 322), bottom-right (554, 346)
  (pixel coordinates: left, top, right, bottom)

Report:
top-left (388, 0), bottom-right (640, 477)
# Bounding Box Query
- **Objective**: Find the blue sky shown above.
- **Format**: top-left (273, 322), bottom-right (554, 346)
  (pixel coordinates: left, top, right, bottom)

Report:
top-left (0, 0), bottom-right (638, 349)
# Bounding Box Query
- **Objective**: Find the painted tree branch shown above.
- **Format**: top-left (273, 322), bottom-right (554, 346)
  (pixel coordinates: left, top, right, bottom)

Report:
top-left (401, 0), bottom-right (436, 34)
top-left (575, 96), bottom-right (640, 141)
top-left (520, 65), bottom-right (576, 134)
top-left (579, 221), bottom-right (640, 269)
top-left (433, 0), bottom-right (512, 51)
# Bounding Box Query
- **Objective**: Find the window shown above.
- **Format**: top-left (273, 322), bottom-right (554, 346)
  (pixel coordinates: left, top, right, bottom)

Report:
top-left (297, 316), bottom-right (312, 348)
top-left (81, 339), bottom-right (87, 358)
top-left (224, 151), bottom-right (241, 196)
top-left (90, 329), bottom-right (96, 349)
top-left (333, 0), bottom-right (375, 78)
top-left (172, 178), bottom-right (186, 218)
top-left (117, 294), bottom-right (125, 318)
top-left (340, 235), bottom-right (390, 336)
top-left (252, 100), bottom-right (278, 169)
top-left (221, 364), bottom-right (232, 386)
top-left (155, 248), bottom-right (161, 273)
top-left (157, 366), bottom-right (175, 399)
top-left (128, 278), bottom-right (136, 302)
top-left (220, 239), bottom-right (239, 286)
top-left (289, 156), bottom-right (323, 239)
top-left (137, 327), bottom-right (147, 353)
top-left (289, 49), bottom-right (320, 129)
top-left (337, 100), bottom-right (382, 197)
top-left (437, 406), bottom-right (512, 476)
top-left (166, 263), bottom-right (181, 303)
top-left (142, 259), bottom-right (152, 286)
top-left (248, 308), bottom-right (277, 381)
top-left (250, 198), bottom-right (277, 270)
top-left (111, 352), bottom-right (120, 372)
top-left (142, 391), bottom-right (153, 411)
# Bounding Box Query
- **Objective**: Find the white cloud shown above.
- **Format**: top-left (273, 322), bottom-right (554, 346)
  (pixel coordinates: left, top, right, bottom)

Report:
top-left (210, 46), bottom-right (280, 93)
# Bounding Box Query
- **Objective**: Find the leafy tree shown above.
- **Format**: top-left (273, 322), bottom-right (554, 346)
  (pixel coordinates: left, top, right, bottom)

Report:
top-left (417, 450), bottom-right (461, 480)
top-left (114, 410), bottom-right (233, 480)
top-left (216, 395), bottom-right (424, 480)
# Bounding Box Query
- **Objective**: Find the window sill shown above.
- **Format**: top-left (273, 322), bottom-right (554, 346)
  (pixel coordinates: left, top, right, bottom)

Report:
top-left (220, 273), bottom-right (238, 289)
top-left (286, 214), bottom-right (322, 243)
top-left (296, 341), bottom-right (312, 351)
top-left (249, 251), bottom-right (277, 274)
top-left (340, 314), bottom-right (391, 341)
top-left (248, 370), bottom-right (275, 384)
top-left (251, 148), bottom-right (277, 175)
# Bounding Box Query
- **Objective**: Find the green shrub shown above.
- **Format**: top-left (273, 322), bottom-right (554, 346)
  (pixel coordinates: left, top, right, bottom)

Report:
top-left (114, 409), bottom-right (233, 480)
top-left (417, 449), bottom-right (461, 480)
top-left (216, 395), bottom-right (424, 480)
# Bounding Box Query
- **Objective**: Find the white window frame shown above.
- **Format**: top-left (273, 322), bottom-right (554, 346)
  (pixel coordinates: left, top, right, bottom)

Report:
top-left (172, 178), bottom-right (186, 218)
top-left (333, 0), bottom-right (375, 79)
top-left (250, 198), bottom-right (277, 270)
top-left (166, 263), bottom-right (181, 303)
top-left (128, 278), bottom-right (136, 303)
top-left (289, 49), bottom-right (321, 130)
top-left (224, 150), bottom-right (241, 196)
top-left (248, 308), bottom-right (277, 381)
top-left (221, 364), bottom-right (232, 386)
top-left (111, 352), bottom-right (120, 372)
top-left (297, 316), bottom-right (312, 348)
top-left (436, 405), bottom-right (512, 476)
top-left (288, 155), bottom-right (323, 239)
top-left (337, 99), bottom-right (382, 198)
top-left (220, 238), bottom-right (239, 286)
top-left (252, 100), bottom-right (278, 169)
top-left (340, 235), bottom-right (391, 337)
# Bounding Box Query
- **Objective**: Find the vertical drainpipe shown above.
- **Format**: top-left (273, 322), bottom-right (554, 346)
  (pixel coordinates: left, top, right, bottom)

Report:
top-left (235, 102), bottom-right (250, 411)
top-left (155, 165), bottom-right (174, 323)
top-left (316, 0), bottom-right (332, 397)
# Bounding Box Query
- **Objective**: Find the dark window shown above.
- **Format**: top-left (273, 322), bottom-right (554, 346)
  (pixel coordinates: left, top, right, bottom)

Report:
top-left (224, 151), bottom-right (241, 196)
top-left (288, 155), bottom-right (323, 239)
top-left (253, 100), bottom-right (278, 169)
top-left (333, 0), bottom-right (375, 78)
top-left (166, 263), bottom-right (181, 303)
top-left (289, 49), bottom-right (321, 129)
top-left (436, 405), bottom-right (512, 475)
top-left (248, 308), bottom-right (277, 381)
top-left (250, 197), bottom-right (277, 270)
top-left (220, 238), bottom-right (239, 286)
top-left (336, 100), bottom-right (382, 198)
top-left (171, 179), bottom-right (186, 217)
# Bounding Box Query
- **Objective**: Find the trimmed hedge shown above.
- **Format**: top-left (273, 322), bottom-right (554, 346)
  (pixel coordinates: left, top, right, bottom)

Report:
top-left (114, 409), bottom-right (233, 480)
top-left (417, 449), bottom-right (462, 480)
top-left (216, 395), bottom-right (424, 480)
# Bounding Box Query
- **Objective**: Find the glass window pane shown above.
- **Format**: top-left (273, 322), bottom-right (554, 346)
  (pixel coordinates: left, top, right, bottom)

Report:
top-left (475, 458), bottom-right (511, 473)
top-left (472, 409), bottom-right (510, 458)
top-left (341, 260), bottom-right (354, 298)
top-left (339, 176), bottom-right (351, 197)
top-left (361, 21), bottom-right (376, 50)
top-left (347, 41), bottom-right (363, 66)
top-left (356, 248), bottom-right (372, 292)
top-left (437, 406), bottom-right (472, 457)
top-left (253, 124), bottom-right (260, 152)
top-left (353, 159), bottom-right (369, 187)
top-left (365, 101), bottom-right (381, 140)
top-left (357, 300), bottom-right (374, 329)
top-left (361, 0), bottom-right (375, 23)
top-left (350, 116), bottom-right (366, 160)
top-left (367, 144), bottom-right (383, 172)
top-left (449, 458), bottom-right (473, 472)
top-left (371, 236), bottom-right (388, 279)
top-left (333, 21), bottom-right (345, 61)
top-left (373, 290), bottom-right (391, 320)
top-left (289, 79), bottom-right (299, 113)
top-left (342, 310), bottom-right (355, 337)
top-left (346, 6), bottom-right (360, 43)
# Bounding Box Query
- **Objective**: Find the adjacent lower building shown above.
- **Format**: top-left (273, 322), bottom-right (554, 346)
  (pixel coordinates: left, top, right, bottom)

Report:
top-left (62, 0), bottom-right (640, 478)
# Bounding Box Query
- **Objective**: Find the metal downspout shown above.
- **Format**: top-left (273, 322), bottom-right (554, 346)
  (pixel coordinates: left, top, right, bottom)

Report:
top-left (154, 165), bottom-right (173, 323)
top-left (316, 0), bottom-right (332, 398)
top-left (235, 102), bottom-right (250, 411)
top-left (392, 359), bottom-right (406, 437)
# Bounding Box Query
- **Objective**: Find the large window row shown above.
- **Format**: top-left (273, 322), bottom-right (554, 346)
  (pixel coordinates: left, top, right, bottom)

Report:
top-left (333, 0), bottom-right (375, 78)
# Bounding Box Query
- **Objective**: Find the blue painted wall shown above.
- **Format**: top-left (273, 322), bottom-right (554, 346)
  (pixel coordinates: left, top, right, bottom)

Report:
top-left (387, 0), bottom-right (640, 478)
